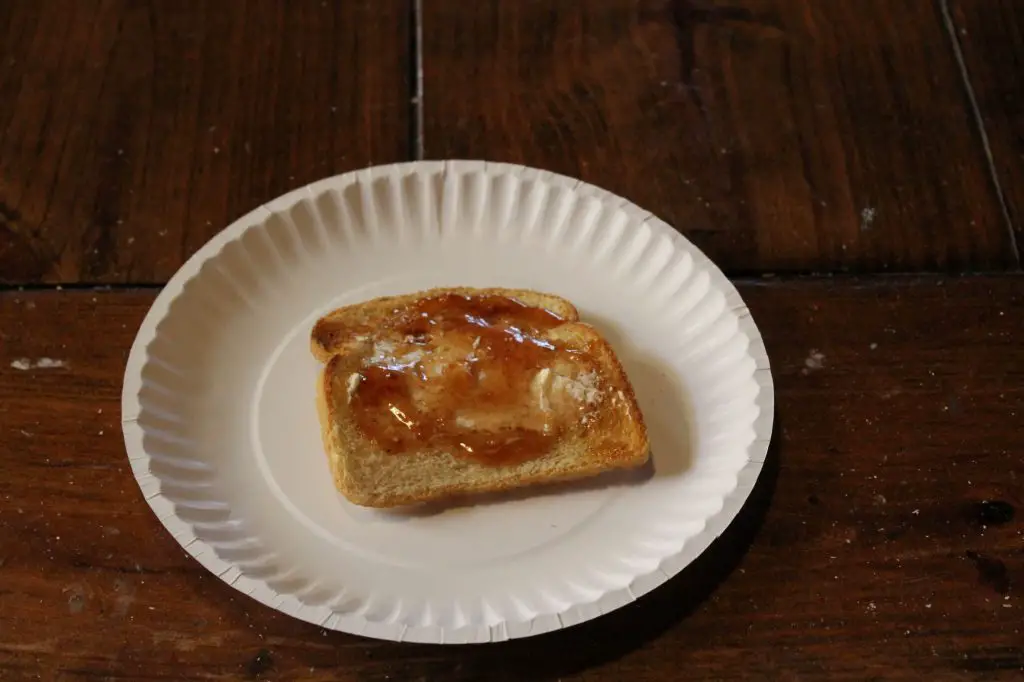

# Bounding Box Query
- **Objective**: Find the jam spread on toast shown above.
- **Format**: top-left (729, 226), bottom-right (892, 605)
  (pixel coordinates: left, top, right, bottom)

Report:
top-left (346, 294), bottom-right (604, 465)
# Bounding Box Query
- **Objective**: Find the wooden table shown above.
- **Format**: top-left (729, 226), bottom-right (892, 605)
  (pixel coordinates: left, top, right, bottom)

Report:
top-left (2, 1), bottom-right (1022, 679)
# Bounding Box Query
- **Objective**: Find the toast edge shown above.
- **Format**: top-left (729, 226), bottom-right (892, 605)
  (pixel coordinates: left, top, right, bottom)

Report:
top-left (316, 356), bottom-right (350, 497)
top-left (578, 321), bottom-right (651, 459)
top-left (310, 287), bottom-right (582, 362)
top-left (346, 451), bottom-right (649, 509)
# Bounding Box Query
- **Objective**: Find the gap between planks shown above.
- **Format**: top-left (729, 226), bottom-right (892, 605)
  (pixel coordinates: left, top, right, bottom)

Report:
top-left (1, 272), bottom-right (1022, 295)
top-left (410, 0), bottom-right (425, 160)
top-left (938, 0), bottom-right (1020, 268)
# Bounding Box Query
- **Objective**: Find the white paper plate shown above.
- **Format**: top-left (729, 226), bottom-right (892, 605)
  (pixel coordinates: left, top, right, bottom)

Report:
top-left (121, 161), bottom-right (773, 644)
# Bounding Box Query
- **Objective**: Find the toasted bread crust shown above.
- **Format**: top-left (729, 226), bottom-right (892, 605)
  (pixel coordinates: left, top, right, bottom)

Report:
top-left (310, 287), bottom-right (579, 363)
top-left (312, 287), bottom-right (649, 508)
top-left (316, 355), bottom-right (348, 496)
top-left (333, 450), bottom-right (644, 508)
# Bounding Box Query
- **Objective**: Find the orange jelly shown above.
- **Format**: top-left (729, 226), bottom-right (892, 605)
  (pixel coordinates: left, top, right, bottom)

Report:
top-left (348, 294), bottom-right (596, 465)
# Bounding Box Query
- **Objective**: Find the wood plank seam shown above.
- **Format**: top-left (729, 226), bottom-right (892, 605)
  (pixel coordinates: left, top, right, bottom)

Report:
top-left (1, 271), bottom-right (1022, 296)
top-left (939, 0), bottom-right (1021, 268)
top-left (412, 0), bottom-right (425, 160)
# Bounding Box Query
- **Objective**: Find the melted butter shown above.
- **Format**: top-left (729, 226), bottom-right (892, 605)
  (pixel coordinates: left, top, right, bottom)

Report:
top-left (348, 294), bottom-right (604, 465)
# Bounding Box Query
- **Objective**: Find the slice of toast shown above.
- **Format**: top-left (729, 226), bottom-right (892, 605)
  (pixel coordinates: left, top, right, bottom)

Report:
top-left (312, 287), bottom-right (649, 508)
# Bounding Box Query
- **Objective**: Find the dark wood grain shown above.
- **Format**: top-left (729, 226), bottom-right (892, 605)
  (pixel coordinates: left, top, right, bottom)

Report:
top-left (2, 277), bottom-right (1022, 680)
top-left (0, 0), bottom-right (411, 286)
top-left (947, 0), bottom-right (1024, 265)
top-left (421, 0), bottom-right (1015, 274)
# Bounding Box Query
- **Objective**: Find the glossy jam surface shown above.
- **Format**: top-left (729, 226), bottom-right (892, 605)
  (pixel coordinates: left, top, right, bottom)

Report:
top-left (347, 294), bottom-right (603, 465)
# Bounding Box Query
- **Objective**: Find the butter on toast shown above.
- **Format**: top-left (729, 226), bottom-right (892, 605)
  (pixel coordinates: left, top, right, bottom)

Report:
top-left (311, 287), bottom-right (649, 508)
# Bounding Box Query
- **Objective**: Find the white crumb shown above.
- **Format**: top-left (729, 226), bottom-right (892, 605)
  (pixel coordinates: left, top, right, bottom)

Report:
top-left (10, 358), bottom-right (68, 370)
top-left (804, 350), bottom-right (825, 371)
top-left (860, 206), bottom-right (876, 230)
